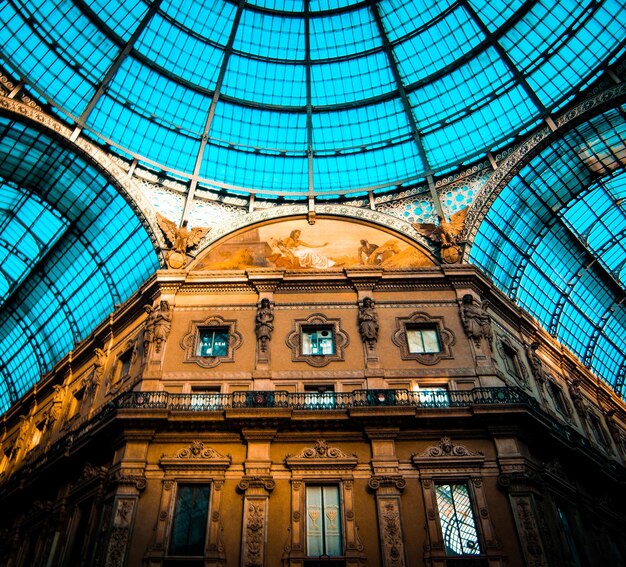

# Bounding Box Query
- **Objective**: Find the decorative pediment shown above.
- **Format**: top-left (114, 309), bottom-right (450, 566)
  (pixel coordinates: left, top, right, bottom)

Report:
top-left (412, 436), bottom-right (484, 468)
top-left (285, 439), bottom-right (358, 470)
top-left (160, 441), bottom-right (231, 471)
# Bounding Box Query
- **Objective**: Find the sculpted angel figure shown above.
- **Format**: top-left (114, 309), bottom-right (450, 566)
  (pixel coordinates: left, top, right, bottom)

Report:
top-left (156, 213), bottom-right (211, 269)
top-left (413, 207), bottom-right (468, 264)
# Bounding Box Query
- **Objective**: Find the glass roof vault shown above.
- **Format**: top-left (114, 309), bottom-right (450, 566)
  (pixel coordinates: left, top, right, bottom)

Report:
top-left (0, 0), bottom-right (625, 411)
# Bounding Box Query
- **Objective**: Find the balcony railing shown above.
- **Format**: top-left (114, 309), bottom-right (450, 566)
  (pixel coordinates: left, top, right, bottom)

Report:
top-left (115, 387), bottom-right (537, 411)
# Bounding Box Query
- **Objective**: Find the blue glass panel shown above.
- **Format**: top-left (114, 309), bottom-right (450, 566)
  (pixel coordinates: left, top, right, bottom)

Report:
top-left (311, 52), bottom-right (396, 106)
top-left (468, 0), bottom-right (525, 32)
top-left (162, 0), bottom-right (236, 44)
top-left (210, 103), bottom-right (307, 153)
top-left (89, 0), bottom-right (150, 41)
top-left (221, 56), bottom-right (307, 106)
top-left (395, 5), bottom-right (483, 83)
top-left (313, 140), bottom-right (424, 192)
top-left (310, 7), bottom-right (381, 59)
top-left (235, 8), bottom-right (305, 60)
top-left (312, 98), bottom-right (412, 152)
top-left (201, 144), bottom-right (308, 193)
top-left (137, 14), bottom-right (225, 87)
top-left (378, 0), bottom-right (455, 42)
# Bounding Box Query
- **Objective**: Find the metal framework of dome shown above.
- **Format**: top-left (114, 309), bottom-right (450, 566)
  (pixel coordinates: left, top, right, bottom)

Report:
top-left (0, 0), bottom-right (625, 412)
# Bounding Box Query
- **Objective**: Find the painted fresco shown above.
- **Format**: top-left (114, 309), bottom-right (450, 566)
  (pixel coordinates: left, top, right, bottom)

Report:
top-left (194, 219), bottom-right (435, 270)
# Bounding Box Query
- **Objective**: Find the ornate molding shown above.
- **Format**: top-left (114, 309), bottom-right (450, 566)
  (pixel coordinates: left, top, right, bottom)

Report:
top-left (412, 437), bottom-right (485, 468)
top-left (285, 313), bottom-right (349, 368)
top-left (391, 311), bottom-right (455, 365)
top-left (180, 314), bottom-right (243, 368)
top-left (496, 334), bottom-right (530, 389)
top-left (160, 441), bottom-right (232, 471)
top-left (368, 475), bottom-right (407, 492)
top-left (237, 475), bottom-right (276, 493)
top-left (285, 439), bottom-right (358, 470)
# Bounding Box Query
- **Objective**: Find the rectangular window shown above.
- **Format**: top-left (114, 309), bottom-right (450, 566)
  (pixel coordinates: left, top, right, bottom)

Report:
top-left (69, 388), bottom-right (84, 419)
top-left (190, 386), bottom-right (222, 410)
top-left (549, 382), bottom-right (568, 415)
top-left (170, 484), bottom-right (211, 556)
top-left (118, 349), bottom-right (133, 379)
top-left (587, 414), bottom-right (606, 446)
top-left (435, 483), bottom-right (482, 556)
top-left (406, 326), bottom-right (440, 354)
top-left (302, 328), bottom-right (335, 356)
top-left (304, 385), bottom-right (336, 409)
top-left (306, 485), bottom-right (343, 558)
top-left (556, 504), bottom-right (582, 566)
top-left (29, 421), bottom-right (45, 450)
top-left (502, 344), bottom-right (521, 378)
top-left (415, 386), bottom-right (450, 407)
top-left (197, 329), bottom-right (229, 357)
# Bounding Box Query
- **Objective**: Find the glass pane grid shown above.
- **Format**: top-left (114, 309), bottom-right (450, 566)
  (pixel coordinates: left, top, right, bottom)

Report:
top-left (435, 484), bottom-right (481, 556)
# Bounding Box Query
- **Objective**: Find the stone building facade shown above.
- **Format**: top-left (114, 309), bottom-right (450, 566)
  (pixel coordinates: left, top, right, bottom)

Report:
top-left (0, 233), bottom-right (625, 567)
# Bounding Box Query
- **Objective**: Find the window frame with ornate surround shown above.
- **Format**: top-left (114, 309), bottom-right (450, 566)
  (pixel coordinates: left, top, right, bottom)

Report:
top-left (286, 314), bottom-right (349, 368)
top-left (496, 335), bottom-right (529, 388)
top-left (180, 315), bottom-right (243, 368)
top-left (146, 441), bottom-right (232, 566)
top-left (391, 312), bottom-right (454, 365)
top-left (411, 437), bottom-right (503, 567)
top-left (284, 440), bottom-right (365, 566)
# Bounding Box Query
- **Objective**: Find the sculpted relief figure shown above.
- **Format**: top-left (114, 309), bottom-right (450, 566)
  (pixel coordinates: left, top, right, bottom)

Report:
top-left (156, 213), bottom-right (211, 269)
top-left (358, 297), bottom-right (379, 350)
top-left (153, 300), bottom-right (172, 353)
top-left (93, 347), bottom-right (107, 383)
top-left (255, 298), bottom-right (274, 353)
top-left (525, 341), bottom-right (547, 388)
top-left (143, 301), bottom-right (172, 354)
top-left (143, 304), bottom-right (156, 352)
top-left (461, 294), bottom-right (492, 348)
top-left (413, 207), bottom-right (468, 264)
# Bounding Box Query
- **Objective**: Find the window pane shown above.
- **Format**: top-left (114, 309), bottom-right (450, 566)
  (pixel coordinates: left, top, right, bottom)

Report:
top-left (407, 327), bottom-right (440, 353)
top-left (306, 485), bottom-right (342, 557)
top-left (197, 329), bottom-right (229, 357)
top-left (302, 328), bottom-right (335, 355)
top-left (307, 486), bottom-right (324, 556)
top-left (323, 485), bottom-right (342, 556)
top-left (416, 387), bottom-right (450, 407)
top-left (170, 485), bottom-right (210, 556)
top-left (435, 483), bottom-right (481, 556)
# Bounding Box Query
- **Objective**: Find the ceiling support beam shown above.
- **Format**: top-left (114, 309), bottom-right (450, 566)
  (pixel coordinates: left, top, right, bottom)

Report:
top-left (461, 0), bottom-right (547, 117)
top-left (71, 0), bottom-right (163, 141)
top-left (367, 0), bottom-right (444, 219)
top-left (180, 0), bottom-right (246, 226)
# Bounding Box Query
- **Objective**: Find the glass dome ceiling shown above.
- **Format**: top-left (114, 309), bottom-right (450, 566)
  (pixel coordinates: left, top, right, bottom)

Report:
top-left (2, 0), bottom-right (625, 196)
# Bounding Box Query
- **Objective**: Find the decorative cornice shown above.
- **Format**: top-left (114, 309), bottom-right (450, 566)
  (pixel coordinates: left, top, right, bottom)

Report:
top-left (160, 441), bottom-right (232, 470)
top-left (368, 475), bottom-right (407, 492)
top-left (237, 475), bottom-right (276, 493)
top-left (285, 439), bottom-right (358, 470)
top-left (412, 436), bottom-right (485, 468)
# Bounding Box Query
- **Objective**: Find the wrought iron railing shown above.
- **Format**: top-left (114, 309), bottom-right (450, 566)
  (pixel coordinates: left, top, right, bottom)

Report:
top-left (115, 387), bottom-right (537, 412)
